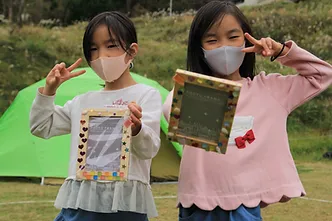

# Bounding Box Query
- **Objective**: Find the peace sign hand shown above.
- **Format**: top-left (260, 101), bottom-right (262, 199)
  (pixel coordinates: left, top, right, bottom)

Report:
top-left (43, 58), bottom-right (86, 96)
top-left (241, 33), bottom-right (289, 58)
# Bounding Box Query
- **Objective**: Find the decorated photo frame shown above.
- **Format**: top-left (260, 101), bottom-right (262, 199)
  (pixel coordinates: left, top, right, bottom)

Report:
top-left (76, 108), bottom-right (132, 181)
top-left (167, 69), bottom-right (242, 154)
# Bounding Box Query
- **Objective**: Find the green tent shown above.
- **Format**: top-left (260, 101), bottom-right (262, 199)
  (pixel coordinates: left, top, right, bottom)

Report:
top-left (0, 67), bottom-right (182, 181)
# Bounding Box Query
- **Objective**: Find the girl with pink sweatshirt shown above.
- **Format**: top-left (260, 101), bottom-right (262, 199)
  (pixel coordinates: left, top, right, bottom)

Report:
top-left (163, 1), bottom-right (332, 220)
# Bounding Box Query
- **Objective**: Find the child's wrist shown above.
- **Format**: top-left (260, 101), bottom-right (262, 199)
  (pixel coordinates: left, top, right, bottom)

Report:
top-left (42, 86), bottom-right (57, 96)
top-left (280, 45), bottom-right (290, 57)
top-left (273, 42), bottom-right (289, 57)
top-left (132, 124), bottom-right (142, 136)
top-left (271, 42), bottom-right (289, 61)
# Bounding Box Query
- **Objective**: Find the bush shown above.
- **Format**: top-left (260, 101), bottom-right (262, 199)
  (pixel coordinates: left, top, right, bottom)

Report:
top-left (242, 0), bottom-right (332, 60)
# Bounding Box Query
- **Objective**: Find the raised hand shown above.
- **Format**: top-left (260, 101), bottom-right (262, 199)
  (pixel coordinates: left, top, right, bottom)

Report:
top-left (241, 33), bottom-right (289, 58)
top-left (43, 58), bottom-right (86, 95)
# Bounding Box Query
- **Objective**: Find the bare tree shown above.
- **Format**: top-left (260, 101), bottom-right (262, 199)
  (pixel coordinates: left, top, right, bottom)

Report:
top-left (3, 0), bottom-right (26, 24)
top-left (2, 0), bottom-right (6, 16)
top-left (17, 0), bottom-right (25, 27)
top-left (8, 0), bottom-right (13, 22)
top-left (126, 0), bottom-right (137, 17)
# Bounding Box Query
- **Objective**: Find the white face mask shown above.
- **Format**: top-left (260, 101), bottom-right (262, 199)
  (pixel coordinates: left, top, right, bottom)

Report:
top-left (203, 43), bottom-right (245, 76)
top-left (90, 52), bottom-right (132, 82)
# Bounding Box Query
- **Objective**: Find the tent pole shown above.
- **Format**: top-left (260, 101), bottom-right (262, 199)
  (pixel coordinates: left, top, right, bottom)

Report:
top-left (40, 177), bottom-right (45, 185)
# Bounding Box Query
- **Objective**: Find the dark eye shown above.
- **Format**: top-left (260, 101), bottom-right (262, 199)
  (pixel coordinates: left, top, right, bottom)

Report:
top-left (230, 36), bottom-right (239, 39)
top-left (206, 39), bottom-right (217, 43)
top-left (107, 45), bottom-right (117, 49)
top-left (90, 47), bottom-right (97, 51)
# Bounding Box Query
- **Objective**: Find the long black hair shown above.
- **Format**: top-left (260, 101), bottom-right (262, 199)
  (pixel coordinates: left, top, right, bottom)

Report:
top-left (83, 11), bottom-right (137, 63)
top-left (187, 1), bottom-right (256, 79)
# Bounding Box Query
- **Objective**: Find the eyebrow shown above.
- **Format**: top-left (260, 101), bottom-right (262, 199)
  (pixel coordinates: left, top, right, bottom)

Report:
top-left (104, 39), bottom-right (117, 44)
top-left (227, 28), bottom-right (241, 35)
top-left (203, 28), bottom-right (241, 39)
top-left (90, 39), bottom-right (117, 46)
top-left (203, 33), bottom-right (217, 38)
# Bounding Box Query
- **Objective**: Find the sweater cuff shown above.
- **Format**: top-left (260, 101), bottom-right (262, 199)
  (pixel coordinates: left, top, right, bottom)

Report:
top-left (131, 123), bottom-right (146, 144)
top-left (34, 87), bottom-right (56, 108)
top-left (276, 40), bottom-right (296, 62)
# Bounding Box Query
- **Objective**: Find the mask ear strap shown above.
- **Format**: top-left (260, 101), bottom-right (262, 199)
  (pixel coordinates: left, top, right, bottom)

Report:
top-left (127, 43), bottom-right (136, 69)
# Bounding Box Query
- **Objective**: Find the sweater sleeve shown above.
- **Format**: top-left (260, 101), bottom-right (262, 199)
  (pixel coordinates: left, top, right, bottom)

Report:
top-left (29, 88), bottom-right (73, 139)
top-left (131, 88), bottom-right (162, 160)
top-left (260, 41), bottom-right (332, 113)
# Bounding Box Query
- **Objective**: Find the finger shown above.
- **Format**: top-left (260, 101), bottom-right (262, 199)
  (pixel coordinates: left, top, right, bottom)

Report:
top-left (266, 37), bottom-right (273, 50)
top-left (52, 66), bottom-right (63, 79)
top-left (54, 69), bottom-right (62, 83)
top-left (241, 46), bottom-right (256, 53)
top-left (52, 63), bottom-right (65, 73)
top-left (67, 58), bottom-right (83, 72)
top-left (128, 102), bottom-right (142, 113)
top-left (54, 69), bottom-right (60, 78)
top-left (128, 105), bottom-right (142, 119)
top-left (244, 33), bottom-right (260, 45)
top-left (59, 62), bottom-right (66, 70)
top-left (130, 113), bottom-right (141, 126)
top-left (128, 103), bottom-right (135, 113)
top-left (131, 102), bottom-right (142, 112)
top-left (68, 70), bottom-right (86, 79)
top-left (52, 64), bottom-right (60, 72)
top-left (260, 38), bottom-right (271, 56)
top-left (59, 62), bottom-right (68, 77)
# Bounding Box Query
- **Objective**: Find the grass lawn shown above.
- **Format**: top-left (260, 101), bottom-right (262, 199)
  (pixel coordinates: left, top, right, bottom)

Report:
top-left (0, 161), bottom-right (331, 221)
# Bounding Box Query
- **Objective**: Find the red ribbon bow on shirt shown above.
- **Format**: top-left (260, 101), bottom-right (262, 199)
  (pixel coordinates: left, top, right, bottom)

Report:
top-left (235, 129), bottom-right (255, 149)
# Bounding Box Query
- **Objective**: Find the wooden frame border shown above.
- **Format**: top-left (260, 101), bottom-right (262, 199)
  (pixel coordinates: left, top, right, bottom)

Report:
top-left (167, 69), bottom-right (242, 154)
top-left (76, 108), bottom-right (132, 181)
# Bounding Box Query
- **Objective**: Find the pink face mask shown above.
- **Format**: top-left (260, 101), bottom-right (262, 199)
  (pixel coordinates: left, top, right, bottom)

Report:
top-left (90, 52), bottom-right (132, 82)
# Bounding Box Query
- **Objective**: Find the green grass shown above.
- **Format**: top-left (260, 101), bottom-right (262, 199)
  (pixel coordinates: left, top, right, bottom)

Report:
top-left (290, 136), bottom-right (332, 161)
top-left (1, 161), bottom-right (332, 221)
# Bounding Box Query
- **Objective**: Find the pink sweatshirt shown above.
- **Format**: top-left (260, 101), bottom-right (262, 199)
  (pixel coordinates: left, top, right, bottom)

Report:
top-left (163, 41), bottom-right (332, 210)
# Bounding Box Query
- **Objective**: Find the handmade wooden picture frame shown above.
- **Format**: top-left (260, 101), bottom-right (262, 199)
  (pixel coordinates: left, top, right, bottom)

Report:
top-left (76, 108), bottom-right (132, 181)
top-left (167, 69), bottom-right (242, 154)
